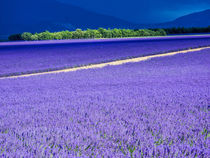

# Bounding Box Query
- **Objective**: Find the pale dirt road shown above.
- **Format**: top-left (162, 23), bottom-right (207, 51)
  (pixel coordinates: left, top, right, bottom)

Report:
top-left (1, 46), bottom-right (210, 80)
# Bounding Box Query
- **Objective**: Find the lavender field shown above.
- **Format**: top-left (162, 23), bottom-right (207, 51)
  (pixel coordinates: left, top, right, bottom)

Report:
top-left (0, 35), bottom-right (210, 77)
top-left (0, 35), bottom-right (210, 157)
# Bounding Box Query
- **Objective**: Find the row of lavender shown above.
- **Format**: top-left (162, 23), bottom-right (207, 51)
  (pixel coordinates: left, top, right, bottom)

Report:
top-left (0, 35), bottom-right (210, 77)
top-left (0, 49), bottom-right (209, 157)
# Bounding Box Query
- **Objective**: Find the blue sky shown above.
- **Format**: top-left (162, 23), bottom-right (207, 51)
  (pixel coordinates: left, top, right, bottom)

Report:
top-left (59, 0), bottom-right (210, 23)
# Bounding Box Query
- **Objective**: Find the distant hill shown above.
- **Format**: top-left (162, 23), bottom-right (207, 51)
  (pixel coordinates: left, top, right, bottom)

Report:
top-left (0, 0), bottom-right (209, 39)
top-left (149, 9), bottom-right (210, 28)
top-left (0, 0), bottom-right (138, 38)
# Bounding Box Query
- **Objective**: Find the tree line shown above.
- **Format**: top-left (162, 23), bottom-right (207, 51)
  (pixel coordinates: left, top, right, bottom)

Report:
top-left (158, 26), bottom-right (210, 34)
top-left (8, 28), bottom-right (166, 41)
top-left (9, 26), bottom-right (210, 41)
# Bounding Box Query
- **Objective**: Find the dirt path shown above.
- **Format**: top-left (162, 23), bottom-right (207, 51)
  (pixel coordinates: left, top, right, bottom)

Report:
top-left (1, 46), bottom-right (210, 80)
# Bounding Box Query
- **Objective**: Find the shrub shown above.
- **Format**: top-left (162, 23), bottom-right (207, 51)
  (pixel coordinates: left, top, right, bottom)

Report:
top-left (60, 31), bottom-right (72, 39)
top-left (8, 28), bottom-right (168, 41)
top-left (53, 32), bottom-right (63, 40)
top-left (37, 31), bottom-right (53, 40)
top-left (72, 29), bottom-right (84, 39)
top-left (21, 32), bottom-right (32, 41)
top-left (8, 34), bottom-right (22, 41)
top-left (30, 33), bottom-right (39, 41)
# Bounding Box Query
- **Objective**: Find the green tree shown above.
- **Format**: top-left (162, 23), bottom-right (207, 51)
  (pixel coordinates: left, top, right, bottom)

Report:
top-left (98, 28), bottom-right (107, 38)
top-left (72, 29), bottom-right (84, 39)
top-left (156, 29), bottom-right (167, 36)
top-left (8, 27), bottom-right (169, 41)
top-left (37, 31), bottom-right (53, 40)
top-left (60, 31), bottom-right (72, 39)
top-left (85, 29), bottom-right (96, 38)
top-left (105, 28), bottom-right (113, 38)
top-left (8, 34), bottom-right (22, 41)
top-left (53, 32), bottom-right (63, 40)
top-left (92, 29), bottom-right (102, 38)
top-left (111, 29), bottom-right (122, 38)
top-left (21, 32), bottom-right (32, 40)
top-left (121, 29), bottom-right (131, 37)
top-left (30, 33), bottom-right (39, 41)
top-left (83, 30), bottom-right (91, 38)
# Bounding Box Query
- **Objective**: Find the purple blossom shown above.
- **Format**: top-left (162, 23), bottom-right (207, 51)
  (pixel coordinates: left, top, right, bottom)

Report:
top-left (0, 35), bottom-right (210, 76)
top-left (0, 37), bottom-right (209, 157)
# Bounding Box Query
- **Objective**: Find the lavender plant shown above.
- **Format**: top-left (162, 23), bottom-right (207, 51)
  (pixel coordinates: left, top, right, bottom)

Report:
top-left (0, 49), bottom-right (209, 157)
top-left (0, 35), bottom-right (210, 77)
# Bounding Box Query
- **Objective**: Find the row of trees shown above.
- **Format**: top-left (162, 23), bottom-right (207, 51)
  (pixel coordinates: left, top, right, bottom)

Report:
top-left (8, 28), bottom-right (167, 41)
top-left (160, 26), bottom-right (210, 34)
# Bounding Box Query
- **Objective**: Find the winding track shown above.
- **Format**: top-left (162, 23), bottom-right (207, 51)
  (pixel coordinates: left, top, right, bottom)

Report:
top-left (0, 46), bottom-right (210, 80)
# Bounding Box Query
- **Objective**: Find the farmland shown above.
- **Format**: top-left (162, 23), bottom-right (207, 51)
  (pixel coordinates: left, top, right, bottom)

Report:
top-left (0, 36), bottom-right (210, 77)
top-left (0, 36), bottom-right (210, 157)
